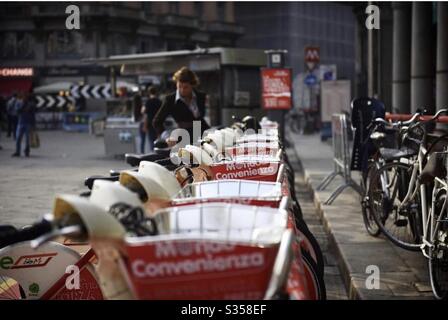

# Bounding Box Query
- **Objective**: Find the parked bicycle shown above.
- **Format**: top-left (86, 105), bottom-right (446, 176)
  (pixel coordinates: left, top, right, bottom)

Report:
top-left (365, 109), bottom-right (448, 299)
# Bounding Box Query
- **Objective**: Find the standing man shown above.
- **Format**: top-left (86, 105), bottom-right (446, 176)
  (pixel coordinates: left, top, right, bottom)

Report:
top-left (140, 86), bottom-right (162, 153)
top-left (6, 93), bottom-right (18, 139)
top-left (12, 93), bottom-right (35, 157)
top-left (153, 67), bottom-right (210, 145)
top-left (0, 96), bottom-right (5, 150)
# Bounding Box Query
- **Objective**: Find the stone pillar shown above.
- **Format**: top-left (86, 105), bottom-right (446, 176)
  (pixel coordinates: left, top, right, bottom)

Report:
top-left (411, 3), bottom-right (435, 113)
top-left (392, 3), bottom-right (411, 113)
top-left (379, 5), bottom-right (393, 111)
top-left (368, 15), bottom-right (374, 97)
top-left (437, 3), bottom-right (448, 111)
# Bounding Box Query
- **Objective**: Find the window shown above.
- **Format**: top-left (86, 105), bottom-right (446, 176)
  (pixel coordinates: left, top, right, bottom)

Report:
top-left (1, 32), bottom-right (35, 59)
top-left (47, 31), bottom-right (84, 58)
top-left (170, 2), bottom-right (179, 15)
top-left (217, 2), bottom-right (226, 21)
top-left (143, 2), bottom-right (152, 14)
top-left (194, 2), bottom-right (203, 17)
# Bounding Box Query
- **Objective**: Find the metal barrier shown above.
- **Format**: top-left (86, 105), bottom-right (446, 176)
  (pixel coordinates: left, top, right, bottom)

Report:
top-left (316, 114), bottom-right (362, 205)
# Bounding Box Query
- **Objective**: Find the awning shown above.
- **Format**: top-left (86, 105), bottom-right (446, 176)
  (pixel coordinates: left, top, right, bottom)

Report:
top-left (82, 47), bottom-right (266, 76)
top-left (0, 79), bottom-right (33, 97)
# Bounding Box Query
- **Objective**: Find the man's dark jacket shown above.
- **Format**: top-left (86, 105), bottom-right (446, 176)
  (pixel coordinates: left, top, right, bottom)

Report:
top-left (152, 90), bottom-right (210, 139)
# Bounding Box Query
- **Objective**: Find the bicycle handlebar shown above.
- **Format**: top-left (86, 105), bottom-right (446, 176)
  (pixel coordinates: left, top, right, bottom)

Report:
top-left (0, 219), bottom-right (53, 249)
top-left (385, 109), bottom-right (448, 123)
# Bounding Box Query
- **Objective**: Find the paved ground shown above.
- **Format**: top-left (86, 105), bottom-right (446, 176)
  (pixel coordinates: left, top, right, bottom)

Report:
top-left (0, 131), bottom-right (123, 226)
top-left (0, 129), bottom-right (349, 299)
top-left (287, 131), bottom-right (434, 299)
top-left (1, 128), bottom-right (430, 299)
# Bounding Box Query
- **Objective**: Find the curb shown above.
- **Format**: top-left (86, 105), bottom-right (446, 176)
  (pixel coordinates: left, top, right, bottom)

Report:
top-left (301, 168), bottom-right (363, 300)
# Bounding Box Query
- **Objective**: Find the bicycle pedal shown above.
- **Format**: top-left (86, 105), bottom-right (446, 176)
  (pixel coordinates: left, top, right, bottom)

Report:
top-left (395, 219), bottom-right (408, 227)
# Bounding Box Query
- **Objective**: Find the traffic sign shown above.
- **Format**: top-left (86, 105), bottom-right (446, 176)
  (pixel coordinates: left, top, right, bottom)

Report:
top-left (305, 46), bottom-right (320, 63)
top-left (304, 73), bottom-right (318, 86)
top-left (305, 46), bottom-right (320, 71)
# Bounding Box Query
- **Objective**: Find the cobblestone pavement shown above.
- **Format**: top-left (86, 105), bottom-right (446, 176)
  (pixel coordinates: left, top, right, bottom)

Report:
top-left (0, 131), bottom-right (123, 227)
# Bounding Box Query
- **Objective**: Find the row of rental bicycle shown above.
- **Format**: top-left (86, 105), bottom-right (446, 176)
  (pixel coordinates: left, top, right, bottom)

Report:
top-left (356, 100), bottom-right (448, 300)
top-left (0, 116), bottom-right (326, 300)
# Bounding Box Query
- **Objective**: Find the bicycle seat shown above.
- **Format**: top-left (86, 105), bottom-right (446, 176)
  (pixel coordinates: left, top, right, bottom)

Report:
top-left (110, 168), bottom-right (137, 176)
top-left (379, 147), bottom-right (417, 161)
top-left (125, 152), bottom-right (168, 167)
top-left (419, 152), bottom-right (447, 184)
top-left (84, 175), bottom-right (119, 190)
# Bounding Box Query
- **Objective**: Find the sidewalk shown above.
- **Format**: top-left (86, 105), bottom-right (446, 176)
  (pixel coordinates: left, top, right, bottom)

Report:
top-left (288, 131), bottom-right (434, 299)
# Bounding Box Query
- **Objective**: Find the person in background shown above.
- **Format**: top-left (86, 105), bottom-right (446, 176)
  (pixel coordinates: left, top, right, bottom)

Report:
top-left (0, 96), bottom-right (5, 150)
top-left (152, 67), bottom-right (210, 145)
top-left (140, 86), bottom-right (162, 153)
top-left (12, 93), bottom-right (35, 157)
top-left (6, 92), bottom-right (18, 139)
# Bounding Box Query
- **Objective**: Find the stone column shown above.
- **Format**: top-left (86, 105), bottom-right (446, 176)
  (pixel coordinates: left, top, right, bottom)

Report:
top-left (411, 3), bottom-right (435, 113)
top-left (392, 3), bottom-right (411, 113)
top-left (437, 3), bottom-right (448, 111)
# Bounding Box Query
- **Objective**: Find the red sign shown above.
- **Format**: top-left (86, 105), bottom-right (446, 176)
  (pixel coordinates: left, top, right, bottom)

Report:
top-left (0, 67), bottom-right (34, 77)
top-left (261, 68), bottom-right (292, 110)
top-left (11, 253), bottom-right (57, 269)
top-left (210, 161), bottom-right (280, 182)
top-left (304, 46), bottom-right (320, 63)
top-left (124, 240), bottom-right (278, 300)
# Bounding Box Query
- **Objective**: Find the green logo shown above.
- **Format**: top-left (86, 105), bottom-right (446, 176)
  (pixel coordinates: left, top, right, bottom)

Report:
top-left (29, 283), bottom-right (40, 294)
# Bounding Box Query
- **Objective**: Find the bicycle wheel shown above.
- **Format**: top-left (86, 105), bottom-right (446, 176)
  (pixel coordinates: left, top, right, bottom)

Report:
top-left (369, 162), bottom-right (423, 251)
top-left (0, 276), bottom-right (26, 299)
top-left (301, 250), bottom-right (326, 300)
top-left (294, 217), bottom-right (325, 277)
top-left (428, 189), bottom-right (448, 300)
top-left (361, 164), bottom-right (381, 237)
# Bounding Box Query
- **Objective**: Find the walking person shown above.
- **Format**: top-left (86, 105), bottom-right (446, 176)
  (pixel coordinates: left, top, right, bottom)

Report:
top-left (140, 86), bottom-right (162, 153)
top-left (6, 93), bottom-right (18, 139)
top-left (152, 67), bottom-right (210, 145)
top-left (12, 93), bottom-right (36, 157)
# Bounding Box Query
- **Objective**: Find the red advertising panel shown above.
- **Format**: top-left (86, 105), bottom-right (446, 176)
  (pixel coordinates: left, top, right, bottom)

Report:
top-left (124, 240), bottom-right (278, 300)
top-left (210, 161), bottom-right (280, 182)
top-left (261, 68), bottom-right (292, 110)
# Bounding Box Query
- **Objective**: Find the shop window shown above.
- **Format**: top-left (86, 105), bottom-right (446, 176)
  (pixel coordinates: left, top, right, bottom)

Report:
top-left (194, 2), bottom-right (203, 18)
top-left (170, 2), bottom-right (179, 15)
top-left (143, 2), bottom-right (152, 14)
top-left (1, 32), bottom-right (35, 59)
top-left (46, 31), bottom-right (84, 58)
top-left (217, 2), bottom-right (226, 22)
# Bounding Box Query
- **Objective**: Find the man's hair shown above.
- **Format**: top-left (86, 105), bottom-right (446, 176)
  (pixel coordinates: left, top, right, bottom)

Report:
top-left (172, 67), bottom-right (199, 86)
top-left (148, 86), bottom-right (158, 96)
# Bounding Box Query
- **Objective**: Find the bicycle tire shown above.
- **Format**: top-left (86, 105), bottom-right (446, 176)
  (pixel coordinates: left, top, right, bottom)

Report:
top-left (369, 161), bottom-right (423, 251)
top-left (301, 250), bottom-right (326, 300)
top-left (294, 217), bottom-right (325, 277)
top-left (428, 189), bottom-right (448, 300)
top-left (429, 249), bottom-right (448, 300)
top-left (361, 164), bottom-right (381, 237)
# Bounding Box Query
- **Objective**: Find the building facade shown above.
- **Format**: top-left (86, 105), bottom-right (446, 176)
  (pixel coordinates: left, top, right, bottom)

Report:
top-left (235, 2), bottom-right (358, 105)
top-left (0, 2), bottom-right (243, 96)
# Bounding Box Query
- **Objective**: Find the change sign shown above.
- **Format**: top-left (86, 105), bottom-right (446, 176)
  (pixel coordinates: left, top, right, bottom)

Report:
top-left (261, 68), bottom-right (292, 110)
